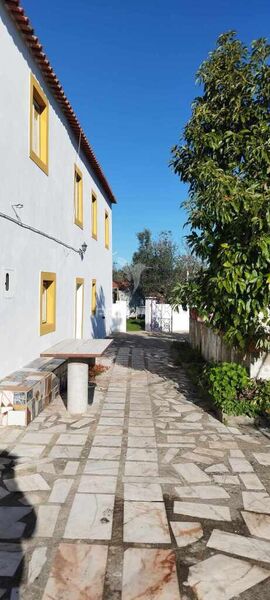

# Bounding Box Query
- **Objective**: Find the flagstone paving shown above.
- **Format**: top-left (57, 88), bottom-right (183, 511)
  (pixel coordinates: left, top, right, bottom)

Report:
top-left (0, 332), bottom-right (269, 598)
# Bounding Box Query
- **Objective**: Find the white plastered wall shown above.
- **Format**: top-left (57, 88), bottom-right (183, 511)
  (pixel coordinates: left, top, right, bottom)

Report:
top-left (111, 301), bottom-right (127, 333)
top-left (0, 5), bottom-right (113, 379)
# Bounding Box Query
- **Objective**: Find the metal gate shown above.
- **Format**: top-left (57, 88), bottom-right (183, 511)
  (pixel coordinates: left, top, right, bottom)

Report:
top-left (150, 300), bottom-right (172, 333)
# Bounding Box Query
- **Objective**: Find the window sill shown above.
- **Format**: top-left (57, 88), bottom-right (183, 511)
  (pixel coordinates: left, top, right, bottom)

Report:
top-left (75, 218), bottom-right (84, 229)
top-left (30, 150), bottom-right (48, 175)
top-left (40, 322), bottom-right (56, 336)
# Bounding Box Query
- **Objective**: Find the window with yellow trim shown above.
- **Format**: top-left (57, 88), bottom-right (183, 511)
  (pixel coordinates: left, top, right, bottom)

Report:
top-left (30, 75), bottom-right (49, 174)
top-left (40, 272), bottom-right (56, 335)
top-left (74, 166), bottom-right (83, 228)
top-left (91, 192), bottom-right (97, 239)
top-left (91, 279), bottom-right (97, 315)
top-left (105, 210), bottom-right (109, 249)
top-left (75, 278), bottom-right (84, 339)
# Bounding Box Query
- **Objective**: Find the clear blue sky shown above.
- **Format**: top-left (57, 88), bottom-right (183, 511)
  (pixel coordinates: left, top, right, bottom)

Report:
top-left (23, 0), bottom-right (270, 266)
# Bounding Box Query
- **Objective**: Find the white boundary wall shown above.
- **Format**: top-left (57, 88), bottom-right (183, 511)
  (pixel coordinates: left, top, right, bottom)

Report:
top-left (172, 308), bottom-right (190, 333)
top-left (111, 301), bottom-right (127, 333)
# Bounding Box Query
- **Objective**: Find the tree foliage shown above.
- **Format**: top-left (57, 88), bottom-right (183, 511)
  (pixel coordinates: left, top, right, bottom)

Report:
top-left (132, 229), bottom-right (178, 300)
top-left (113, 229), bottom-right (201, 303)
top-left (171, 32), bottom-right (270, 351)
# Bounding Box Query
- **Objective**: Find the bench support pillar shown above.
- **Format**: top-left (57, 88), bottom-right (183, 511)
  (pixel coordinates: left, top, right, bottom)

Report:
top-left (67, 358), bottom-right (90, 414)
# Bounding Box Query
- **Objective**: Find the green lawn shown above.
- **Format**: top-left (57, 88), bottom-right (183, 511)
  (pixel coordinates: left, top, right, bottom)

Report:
top-left (127, 318), bottom-right (145, 331)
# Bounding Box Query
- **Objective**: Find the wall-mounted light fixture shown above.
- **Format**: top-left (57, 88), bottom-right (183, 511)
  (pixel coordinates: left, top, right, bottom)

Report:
top-left (79, 242), bottom-right (88, 260)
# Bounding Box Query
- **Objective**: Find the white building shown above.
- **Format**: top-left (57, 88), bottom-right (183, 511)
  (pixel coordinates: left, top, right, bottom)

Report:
top-left (0, 1), bottom-right (116, 380)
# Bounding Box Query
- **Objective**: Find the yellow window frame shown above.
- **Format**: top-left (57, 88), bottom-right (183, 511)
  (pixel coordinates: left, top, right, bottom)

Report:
top-left (105, 209), bottom-right (109, 249)
top-left (30, 74), bottom-right (49, 175)
top-left (40, 272), bottom-right (56, 335)
top-left (91, 192), bottom-right (98, 239)
top-left (75, 277), bottom-right (84, 338)
top-left (74, 165), bottom-right (83, 228)
top-left (91, 279), bottom-right (97, 315)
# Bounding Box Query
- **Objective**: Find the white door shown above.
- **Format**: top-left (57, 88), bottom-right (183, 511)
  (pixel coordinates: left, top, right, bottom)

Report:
top-left (75, 279), bottom-right (84, 339)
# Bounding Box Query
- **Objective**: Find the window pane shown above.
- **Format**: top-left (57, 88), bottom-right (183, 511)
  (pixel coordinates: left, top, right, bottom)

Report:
top-left (105, 212), bottom-right (109, 247)
top-left (30, 76), bottom-right (49, 174)
top-left (75, 180), bottom-right (79, 218)
top-left (32, 101), bottom-right (40, 156)
top-left (92, 280), bottom-right (96, 314)
top-left (92, 196), bottom-right (97, 237)
top-left (40, 273), bottom-right (56, 335)
top-left (41, 284), bottom-right (47, 323)
top-left (74, 170), bottom-right (82, 225)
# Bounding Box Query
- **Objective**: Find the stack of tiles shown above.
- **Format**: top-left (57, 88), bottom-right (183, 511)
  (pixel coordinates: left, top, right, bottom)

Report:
top-left (0, 368), bottom-right (59, 426)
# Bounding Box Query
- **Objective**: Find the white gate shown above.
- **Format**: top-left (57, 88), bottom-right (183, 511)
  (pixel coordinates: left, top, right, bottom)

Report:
top-left (145, 297), bottom-right (189, 333)
top-left (147, 299), bottom-right (172, 333)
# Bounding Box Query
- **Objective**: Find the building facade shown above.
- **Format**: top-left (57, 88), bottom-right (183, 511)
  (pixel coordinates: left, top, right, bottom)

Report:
top-left (0, 1), bottom-right (116, 380)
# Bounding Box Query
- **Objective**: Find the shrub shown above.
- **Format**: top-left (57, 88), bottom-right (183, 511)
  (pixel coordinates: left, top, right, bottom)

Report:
top-left (239, 379), bottom-right (270, 415)
top-left (203, 362), bottom-right (249, 415)
top-left (203, 361), bottom-right (270, 416)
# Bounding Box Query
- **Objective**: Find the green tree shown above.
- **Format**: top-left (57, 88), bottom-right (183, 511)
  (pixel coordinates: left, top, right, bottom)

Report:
top-left (132, 229), bottom-right (179, 300)
top-left (171, 32), bottom-right (270, 351)
top-left (174, 252), bottom-right (201, 284)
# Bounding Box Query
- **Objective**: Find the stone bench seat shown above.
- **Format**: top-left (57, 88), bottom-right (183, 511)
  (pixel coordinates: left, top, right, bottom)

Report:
top-left (0, 357), bottom-right (67, 427)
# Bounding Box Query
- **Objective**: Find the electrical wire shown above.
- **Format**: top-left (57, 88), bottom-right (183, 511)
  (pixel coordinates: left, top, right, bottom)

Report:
top-left (0, 211), bottom-right (84, 258)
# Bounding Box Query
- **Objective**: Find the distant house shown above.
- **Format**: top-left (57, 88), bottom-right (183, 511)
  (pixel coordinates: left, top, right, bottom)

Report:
top-left (112, 281), bottom-right (147, 319)
top-left (113, 281), bottom-right (131, 303)
top-left (0, 1), bottom-right (116, 379)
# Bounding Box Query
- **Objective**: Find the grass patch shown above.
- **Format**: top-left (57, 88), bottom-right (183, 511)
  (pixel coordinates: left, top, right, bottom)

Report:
top-left (127, 318), bottom-right (145, 332)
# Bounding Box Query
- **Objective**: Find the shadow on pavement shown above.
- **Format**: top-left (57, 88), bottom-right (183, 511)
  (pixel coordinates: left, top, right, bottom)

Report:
top-left (0, 451), bottom-right (37, 598)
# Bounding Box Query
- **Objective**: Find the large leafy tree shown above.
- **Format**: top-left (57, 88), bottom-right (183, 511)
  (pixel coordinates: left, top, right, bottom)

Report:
top-left (171, 32), bottom-right (270, 351)
top-left (114, 230), bottom-right (200, 303)
top-left (132, 229), bottom-right (178, 299)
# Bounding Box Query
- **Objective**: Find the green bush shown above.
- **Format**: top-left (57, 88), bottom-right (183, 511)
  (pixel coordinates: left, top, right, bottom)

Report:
top-left (239, 380), bottom-right (270, 416)
top-left (203, 362), bottom-right (249, 415)
top-left (203, 362), bottom-right (270, 416)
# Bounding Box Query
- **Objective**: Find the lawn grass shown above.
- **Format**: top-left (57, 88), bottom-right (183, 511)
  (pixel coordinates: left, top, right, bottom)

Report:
top-left (127, 317), bottom-right (145, 332)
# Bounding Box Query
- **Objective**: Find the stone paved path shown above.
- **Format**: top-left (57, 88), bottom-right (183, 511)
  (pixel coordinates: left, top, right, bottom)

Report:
top-left (0, 332), bottom-right (270, 599)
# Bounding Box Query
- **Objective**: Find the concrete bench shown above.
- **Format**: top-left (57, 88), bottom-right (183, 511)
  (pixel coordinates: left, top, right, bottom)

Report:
top-left (0, 357), bottom-right (67, 427)
top-left (41, 338), bottom-right (112, 414)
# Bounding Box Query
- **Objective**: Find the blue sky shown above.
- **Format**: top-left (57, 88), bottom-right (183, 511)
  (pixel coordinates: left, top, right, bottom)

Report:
top-left (23, 0), bottom-right (270, 265)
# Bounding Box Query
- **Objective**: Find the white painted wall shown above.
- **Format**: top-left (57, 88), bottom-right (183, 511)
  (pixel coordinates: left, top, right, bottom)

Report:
top-left (111, 301), bottom-right (127, 333)
top-left (145, 298), bottom-right (153, 332)
top-left (172, 308), bottom-right (189, 333)
top-left (0, 5), bottom-right (113, 379)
